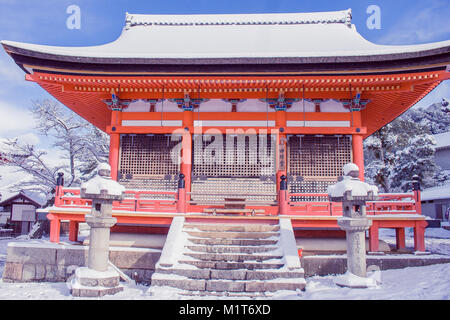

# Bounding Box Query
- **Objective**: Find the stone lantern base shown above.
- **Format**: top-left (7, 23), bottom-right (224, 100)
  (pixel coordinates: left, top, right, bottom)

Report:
top-left (68, 266), bottom-right (123, 297)
top-left (337, 217), bottom-right (373, 287)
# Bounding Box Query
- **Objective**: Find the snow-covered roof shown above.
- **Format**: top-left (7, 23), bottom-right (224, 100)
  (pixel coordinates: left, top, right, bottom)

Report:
top-left (0, 191), bottom-right (43, 208)
top-left (2, 9), bottom-right (450, 63)
top-left (126, 10), bottom-right (352, 26)
top-left (421, 183), bottom-right (450, 201)
top-left (434, 131), bottom-right (450, 150)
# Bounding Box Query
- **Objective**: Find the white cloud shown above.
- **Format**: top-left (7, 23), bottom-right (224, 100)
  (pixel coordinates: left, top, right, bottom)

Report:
top-left (0, 52), bottom-right (24, 85)
top-left (378, 0), bottom-right (450, 45)
top-left (0, 101), bottom-right (35, 136)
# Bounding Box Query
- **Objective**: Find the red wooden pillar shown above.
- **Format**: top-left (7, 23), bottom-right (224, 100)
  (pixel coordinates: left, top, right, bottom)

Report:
top-left (109, 109), bottom-right (122, 181)
top-left (275, 112), bottom-right (287, 179)
top-left (352, 111), bottom-right (365, 181)
top-left (395, 227), bottom-right (406, 250)
top-left (47, 214), bottom-right (60, 243)
top-left (182, 110), bottom-right (193, 207)
top-left (109, 133), bottom-right (120, 181)
top-left (414, 221), bottom-right (427, 252)
top-left (352, 134), bottom-right (365, 181)
top-left (276, 110), bottom-right (288, 215)
top-left (369, 222), bottom-right (379, 252)
top-left (69, 221), bottom-right (79, 242)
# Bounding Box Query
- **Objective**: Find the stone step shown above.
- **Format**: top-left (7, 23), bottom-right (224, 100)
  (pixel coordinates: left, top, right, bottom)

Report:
top-left (186, 245), bottom-right (278, 254)
top-left (184, 223), bottom-right (280, 232)
top-left (151, 273), bottom-right (207, 291)
top-left (178, 291), bottom-right (273, 299)
top-left (215, 269), bottom-right (304, 281)
top-left (152, 273), bottom-right (306, 292)
top-left (185, 230), bottom-right (279, 239)
top-left (244, 278), bottom-right (306, 292)
top-left (188, 238), bottom-right (278, 246)
top-left (150, 219), bottom-right (306, 295)
top-left (156, 266), bottom-right (304, 281)
top-left (183, 252), bottom-right (282, 262)
top-left (179, 260), bottom-right (284, 270)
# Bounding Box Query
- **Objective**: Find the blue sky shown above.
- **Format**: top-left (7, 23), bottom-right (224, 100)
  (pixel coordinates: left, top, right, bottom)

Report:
top-left (0, 0), bottom-right (449, 144)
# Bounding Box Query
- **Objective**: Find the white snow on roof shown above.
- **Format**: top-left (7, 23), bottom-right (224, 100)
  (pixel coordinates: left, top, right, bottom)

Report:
top-left (434, 131), bottom-right (450, 149)
top-left (125, 10), bottom-right (352, 26)
top-left (421, 183), bottom-right (450, 201)
top-left (2, 9), bottom-right (450, 60)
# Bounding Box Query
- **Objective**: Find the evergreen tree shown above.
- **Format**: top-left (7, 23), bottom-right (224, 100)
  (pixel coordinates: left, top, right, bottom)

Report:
top-left (364, 109), bottom-right (441, 192)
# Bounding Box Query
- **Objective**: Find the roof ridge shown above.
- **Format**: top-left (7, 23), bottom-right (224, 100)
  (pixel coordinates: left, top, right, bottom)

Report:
top-left (124, 9), bottom-right (352, 29)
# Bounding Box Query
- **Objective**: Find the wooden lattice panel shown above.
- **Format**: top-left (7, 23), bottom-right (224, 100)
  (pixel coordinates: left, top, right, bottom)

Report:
top-left (119, 134), bottom-right (180, 176)
top-left (191, 177), bottom-right (276, 203)
top-left (288, 135), bottom-right (352, 201)
top-left (118, 134), bottom-right (180, 195)
top-left (192, 134), bottom-right (276, 177)
top-left (118, 178), bottom-right (177, 200)
top-left (288, 178), bottom-right (337, 202)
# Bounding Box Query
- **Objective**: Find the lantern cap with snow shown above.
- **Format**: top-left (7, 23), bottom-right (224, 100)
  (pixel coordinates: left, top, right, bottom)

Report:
top-left (327, 163), bottom-right (378, 202)
top-left (80, 163), bottom-right (125, 201)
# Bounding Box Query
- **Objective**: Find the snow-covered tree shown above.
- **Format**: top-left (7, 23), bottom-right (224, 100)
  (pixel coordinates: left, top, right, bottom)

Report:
top-left (408, 98), bottom-right (450, 134)
top-left (364, 111), bottom-right (440, 192)
top-left (389, 134), bottom-right (438, 192)
top-left (1, 100), bottom-right (109, 205)
top-left (364, 130), bottom-right (392, 192)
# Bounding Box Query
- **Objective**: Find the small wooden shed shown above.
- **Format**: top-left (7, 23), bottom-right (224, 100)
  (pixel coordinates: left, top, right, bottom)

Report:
top-left (0, 192), bottom-right (42, 236)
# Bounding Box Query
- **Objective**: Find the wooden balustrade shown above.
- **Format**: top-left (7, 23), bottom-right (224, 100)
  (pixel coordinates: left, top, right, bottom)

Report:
top-left (287, 192), bottom-right (420, 216)
top-left (55, 186), bottom-right (178, 213)
top-left (54, 185), bottom-right (420, 217)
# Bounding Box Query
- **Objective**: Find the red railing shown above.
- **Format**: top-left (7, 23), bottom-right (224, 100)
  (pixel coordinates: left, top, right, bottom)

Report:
top-left (54, 187), bottom-right (178, 213)
top-left (54, 184), bottom-right (421, 217)
top-left (286, 191), bottom-right (420, 216)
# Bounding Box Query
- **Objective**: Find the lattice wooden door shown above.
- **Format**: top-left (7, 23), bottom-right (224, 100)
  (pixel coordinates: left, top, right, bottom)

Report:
top-left (117, 134), bottom-right (181, 198)
top-left (287, 135), bottom-right (352, 202)
top-left (191, 133), bottom-right (277, 204)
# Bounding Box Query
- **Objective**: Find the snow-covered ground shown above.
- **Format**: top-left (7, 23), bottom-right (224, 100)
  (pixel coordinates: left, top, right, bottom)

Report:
top-left (0, 227), bottom-right (449, 300)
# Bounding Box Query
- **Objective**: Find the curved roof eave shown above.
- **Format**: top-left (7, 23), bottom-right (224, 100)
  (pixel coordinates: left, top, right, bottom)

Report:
top-left (2, 39), bottom-right (450, 65)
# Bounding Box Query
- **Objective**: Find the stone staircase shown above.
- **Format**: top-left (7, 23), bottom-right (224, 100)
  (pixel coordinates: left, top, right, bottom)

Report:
top-left (148, 218), bottom-right (306, 298)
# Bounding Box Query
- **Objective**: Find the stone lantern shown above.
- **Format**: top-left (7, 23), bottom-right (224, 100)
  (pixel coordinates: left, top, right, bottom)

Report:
top-left (69, 163), bottom-right (126, 297)
top-left (327, 163), bottom-right (378, 287)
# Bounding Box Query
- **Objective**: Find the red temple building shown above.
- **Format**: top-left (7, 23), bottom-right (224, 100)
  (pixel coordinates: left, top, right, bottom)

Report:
top-left (2, 9), bottom-right (450, 253)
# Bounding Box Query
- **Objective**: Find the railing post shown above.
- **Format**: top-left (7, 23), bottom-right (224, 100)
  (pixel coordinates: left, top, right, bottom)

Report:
top-left (54, 172), bottom-right (64, 206)
top-left (69, 221), bottom-right (79, 242)
top-left (395, 228), bottom-right (406, 250)
top-left (279, 175), bottom-right (288, 215)
top-left (177, 173), bottom-right (186, 213)
top-left (412, 175), bottom-right (422, 214)
top-left (135, 192), bottom-right (140, 212)
top-left (47, 213), bottom-right (61, 243)
top-left (414, 220), bottom-right (427, 252)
